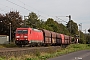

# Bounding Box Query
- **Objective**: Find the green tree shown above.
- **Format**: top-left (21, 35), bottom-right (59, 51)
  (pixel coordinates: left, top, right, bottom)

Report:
top-left (88, 29), bottom-right (90, 33)
top-left (43, 18), bottom-right (69, 35)
top-left (44, 18), bottom-right (59, 32)
top-left (79, 31), bottom-right (86, 44)
top-left (0, 11), bottom-right (23, 41)
top-left (86, 34), bottom-right (90, 44)
top-left (26, 12), bottom-right (41, 28)
top-left (0, 14), bottom-right (4, 34)
top-left (58, 23), bottom-right (70, 35)
top-left (66, 20), bottom-right (78, 36)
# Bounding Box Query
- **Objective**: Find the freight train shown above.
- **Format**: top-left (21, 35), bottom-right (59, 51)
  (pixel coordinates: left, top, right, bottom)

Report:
top-left (15, 28), bottom-right (71, 46)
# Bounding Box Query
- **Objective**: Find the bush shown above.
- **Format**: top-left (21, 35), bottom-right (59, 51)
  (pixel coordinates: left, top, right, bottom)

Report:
top-left (0, 44), bottom-right (17, 48)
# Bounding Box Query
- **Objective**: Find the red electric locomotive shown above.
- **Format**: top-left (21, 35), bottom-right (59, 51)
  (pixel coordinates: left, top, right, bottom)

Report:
top-left (15, 28), bottom-right (44, 46)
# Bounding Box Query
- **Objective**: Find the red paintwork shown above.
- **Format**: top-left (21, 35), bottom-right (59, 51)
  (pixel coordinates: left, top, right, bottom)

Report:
top-left (60, 34), bottom-right (70, 44)
top-left (60, 34), bottom-right (65, 44)
top-left (16, 28), bottom-right (29, 41)
top-left (15, 27), bottom-right (71, 46)
top-left (15, 28), bottom-right (44, 43)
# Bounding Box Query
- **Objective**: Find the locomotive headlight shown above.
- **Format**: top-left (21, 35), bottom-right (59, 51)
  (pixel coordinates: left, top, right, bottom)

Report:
top-left (16, 36), bottom-right (20, 38)
top-left (24, 36), bottom-right (28, 38)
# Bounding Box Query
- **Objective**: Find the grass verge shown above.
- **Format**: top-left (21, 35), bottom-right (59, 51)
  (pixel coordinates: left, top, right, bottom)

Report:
top-left (0, 44), bottom-right (17, 48)
top-left (0, 44), bottom-right (90, 60)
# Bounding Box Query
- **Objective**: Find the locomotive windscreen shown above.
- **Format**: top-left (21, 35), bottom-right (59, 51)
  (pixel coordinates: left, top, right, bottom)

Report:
top-left (16, 30), bottom-right (28, 34)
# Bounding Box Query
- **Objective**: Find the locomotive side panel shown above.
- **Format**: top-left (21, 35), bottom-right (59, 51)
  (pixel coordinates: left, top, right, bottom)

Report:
top-left (30, 29), bottom-right (44, 43)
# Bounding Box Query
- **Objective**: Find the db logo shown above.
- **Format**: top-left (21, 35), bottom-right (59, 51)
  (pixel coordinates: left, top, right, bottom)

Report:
top-left (21, 35), bottom-right (23, 38)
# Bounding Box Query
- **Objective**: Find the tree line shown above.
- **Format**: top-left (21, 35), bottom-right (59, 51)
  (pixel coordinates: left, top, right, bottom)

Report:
top-left (0, 11), bottom-right (90, 44)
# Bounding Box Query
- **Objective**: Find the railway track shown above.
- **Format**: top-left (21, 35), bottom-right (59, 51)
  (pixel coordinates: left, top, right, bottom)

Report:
top-left (0, 46), bottom-right (61, 57)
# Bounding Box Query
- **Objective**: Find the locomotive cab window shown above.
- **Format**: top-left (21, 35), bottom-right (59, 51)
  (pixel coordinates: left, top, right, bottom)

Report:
top-left (17, 30), bottom-right (22, 34)
top-left (16, 30), bottom-right (28, 34)
top-left (23, 30), bottom-right (28, 34)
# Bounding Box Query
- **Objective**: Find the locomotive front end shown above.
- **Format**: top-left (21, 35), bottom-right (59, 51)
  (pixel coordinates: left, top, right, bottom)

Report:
top-left (15, 28), bottom-right (29, 45)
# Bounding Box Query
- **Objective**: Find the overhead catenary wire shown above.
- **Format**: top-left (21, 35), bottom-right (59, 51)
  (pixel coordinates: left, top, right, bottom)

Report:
top-left (0, 3), bottom-right (13, 10)
top-left (18, 0), bottom-right (53, 20)
top-left (0, 8), bottom-right (7, 13)
top-left (6, 0), bottom-right (48, 20)
top-left (7, 0), bottom-right (55, 20)
top-left (6, 0), bottom-right (32, 12)
top-left (0, 3), bottom-right (17, 12)
top-left (4, 0), bottom-right (67, 22)
top-left (55, 16), bottom-right (68, 23)
top-left (0, 3), bottom-right (23, 21)
top-left (17, 0), bottom-right (52, 17)
top-left (0, 3), bottom-right (24, 16)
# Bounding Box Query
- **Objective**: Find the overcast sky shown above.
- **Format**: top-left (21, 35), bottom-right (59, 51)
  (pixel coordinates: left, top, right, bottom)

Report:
top-left (0, 0), bottom-right (90, 33)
